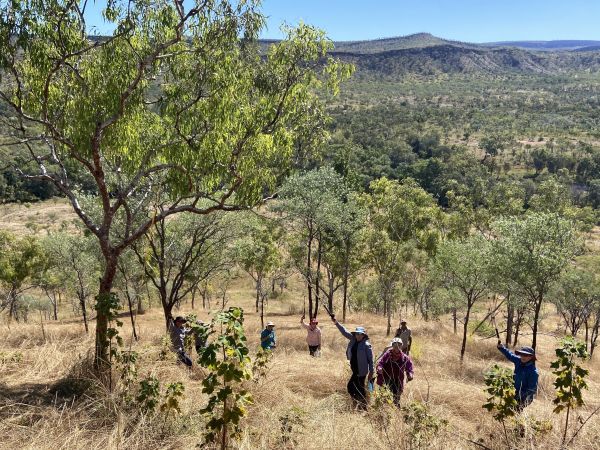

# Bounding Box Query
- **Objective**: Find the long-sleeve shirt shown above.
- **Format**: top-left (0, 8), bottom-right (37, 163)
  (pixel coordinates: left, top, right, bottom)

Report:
top-left (335, 321), bottom-right (374, 377)
top-left (261, 329), bottom-right (276, 350)
top-left (301, 320), bottom-right (322, 346)
top-left (376, 349), bottom-right (413, 390)
top-left (499, 346), bottom-right (539, 404)
top-left (169, 324), bottom-right (191, 352)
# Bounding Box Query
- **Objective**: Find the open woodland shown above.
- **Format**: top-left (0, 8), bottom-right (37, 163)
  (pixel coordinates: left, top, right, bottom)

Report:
top-left (2, 1), bottom-right (600, 449)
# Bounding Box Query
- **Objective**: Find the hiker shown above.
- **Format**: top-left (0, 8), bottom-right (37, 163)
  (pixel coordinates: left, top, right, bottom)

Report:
top-left (261, 321), bottom-right (277, 350)
top-left (169, 316), bottom-right (193, 367)
top-left (497, 342), bottom-right (539, 411)
top-left (300, 315), bottom-right (321, 356)
top-left (331, 314), bottom-right (374, 410)
top-left (376, 337), bottom-right (414, 405)
top-left (395, 320), bottom-right (412, 354)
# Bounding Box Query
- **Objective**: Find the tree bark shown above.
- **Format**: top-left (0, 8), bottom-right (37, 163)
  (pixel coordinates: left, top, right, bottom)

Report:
top-left (460, 300), bottom-right (473, 361)
top-left (532, 296), bottom-right (543, 350)
top-left (452, 308), bottom-right (457, 334)
top-left (125, 291), bottom-right (138, 341)
top-left (342, 239), bottom-right (350, 322)
top-left (505, 296), bottom-right (514, 346)
top-left (306, 225), bottom-right (314, 319)
top-left (79, 295), bottom-right (89, 334)
top-left (95, 258), bottom-right (117, 369)
top-left (314, 234), bottom-right (322, 318)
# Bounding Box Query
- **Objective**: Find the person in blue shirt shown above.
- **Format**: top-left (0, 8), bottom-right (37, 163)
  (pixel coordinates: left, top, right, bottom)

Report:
top-left (497, 342), bottom-right (539, 411)
top-left (261, 321), bottom-right (276, 350)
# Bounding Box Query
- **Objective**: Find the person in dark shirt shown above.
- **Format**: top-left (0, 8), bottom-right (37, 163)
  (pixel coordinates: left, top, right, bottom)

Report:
top-left (331, 315), bottom-right (374, 410)
top-left (497, 343), bottom-right (539, 411)
top-left (260, 321), bottom-right (276, 350)
top-left (169, 316), bottom-right (192, 367)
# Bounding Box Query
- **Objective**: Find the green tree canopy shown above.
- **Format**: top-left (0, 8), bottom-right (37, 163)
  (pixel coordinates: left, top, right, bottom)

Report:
top-left (0, 0), bottom-right (351, 367)
top-left (492, 212), bottom-right (581, 349)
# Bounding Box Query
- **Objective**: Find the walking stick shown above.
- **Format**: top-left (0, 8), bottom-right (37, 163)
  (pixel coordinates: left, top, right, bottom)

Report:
top-left (492, 315), bottom-right (501, 346)
top-left (323, 304), bottom-right (334, 320)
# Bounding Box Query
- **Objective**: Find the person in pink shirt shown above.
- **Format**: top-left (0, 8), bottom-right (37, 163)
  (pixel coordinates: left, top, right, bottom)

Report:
top-left (300, 315), bottom-right (322, 356)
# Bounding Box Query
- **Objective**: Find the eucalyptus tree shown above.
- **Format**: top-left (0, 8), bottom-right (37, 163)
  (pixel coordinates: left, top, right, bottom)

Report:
top-left (115, 248), bottom-right (147, 340)
top-left (433, 235), bottom-right (491, 361)
top-left (0, 231), bottom-right (47, 321)
top-left (318, 192), bottom-right (368, 320)
top-left (276, 167), bottom-right (349, 319)
top-left (134, 210), bottom-right (236, 329)
top-left (362, 177), bottom-right (443, 335)
top-left (492, 213), bottom-right (581, 350)
top-left (44, 231), bottom-right (101, 333)
top-left (551, 267), bottom-right (597, 338)
top-left (400, 250), bottom-right (437, 321)
top-left (0, 0), bottom-right (350, 366)
top-left (235, 214), bottom-right (281, 328)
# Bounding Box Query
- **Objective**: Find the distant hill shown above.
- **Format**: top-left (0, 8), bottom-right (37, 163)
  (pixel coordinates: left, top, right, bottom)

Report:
top-left (482, 40), bottom-right (600, 51)
top-left (331, 32), bottom-right (480, 53)
top-left (573, 45), bottom-right (600, 52)
top-left (331, 44), bottom-right (600, 77)
top-left (328, 34), bottom-right (600, 54)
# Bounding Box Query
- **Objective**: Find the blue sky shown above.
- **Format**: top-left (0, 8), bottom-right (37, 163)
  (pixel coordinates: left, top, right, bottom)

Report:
top-left (85, 0), bottom-right (600, 42)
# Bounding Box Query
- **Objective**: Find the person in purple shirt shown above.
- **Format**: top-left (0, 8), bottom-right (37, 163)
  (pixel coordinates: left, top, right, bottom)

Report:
top-left (376, 337), bottom-right (414, 405)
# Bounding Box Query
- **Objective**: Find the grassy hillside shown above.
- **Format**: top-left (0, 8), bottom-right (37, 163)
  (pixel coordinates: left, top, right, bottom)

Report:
top-left (1, 273), bottom-right (599, 449)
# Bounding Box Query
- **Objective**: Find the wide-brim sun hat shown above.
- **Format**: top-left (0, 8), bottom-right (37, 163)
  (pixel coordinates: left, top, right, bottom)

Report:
top-left (353, 326), bottom-right (366, 335)
top-left (515, 346), bottom-right (535, 356)
top-left (266, 321), bottom-right (275, 327)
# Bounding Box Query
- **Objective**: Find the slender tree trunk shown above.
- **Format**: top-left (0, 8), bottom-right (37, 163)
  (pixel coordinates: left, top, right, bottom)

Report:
top-left (95, 258), bottom-right (118, 369)
top-left (306, 227), bottom-right (314, 319)
top-left (513, 309), bottom-right (524, 347)
top-left (327, 270), bottom-right (334, 312)
top-left (532, 296), bottom-right (543, 350)
top-left (505, 296), bottom-right (514, 346)
top-left (53, 292), bottom-right (58, 321)
top-left (385, 284), bottom-right (392, 336)
top-left (460, 300), bottom-right (473, 361)
top-left (314, 234), bottom-right (322, 317)
top-left (260, 280), bottom-right (265, 329)
top-left (79, 295), bottom-right (89, 334)
top-left (590, 314), bottom-right (599, 358)
top-left (452, 308), bottom-right (457, 334)
top-left (125, 292), bottom-right (138, 341)
top-left (255, 277), bottom-right (260, 313)
top-left (342, 240), bottom-right (350, 322)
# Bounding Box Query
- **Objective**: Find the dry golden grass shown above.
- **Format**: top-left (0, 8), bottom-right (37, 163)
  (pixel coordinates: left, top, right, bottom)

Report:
top-left (0, 198), bottom-right (77, 236)
top-left (1, 280), bottom-right (600, 450)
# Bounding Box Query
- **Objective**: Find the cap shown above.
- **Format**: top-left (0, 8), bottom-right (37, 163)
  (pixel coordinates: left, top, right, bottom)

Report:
top-left (391, 337), bottom-right (403, 346)
top-left (353, 326), bottom-right (366, 335)
top-left (266, 321), bottom-right (275, 327)
top-left (515, 346), bottom-right (535, 356)
top-left (174, 316), bottom-right (187, 323)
